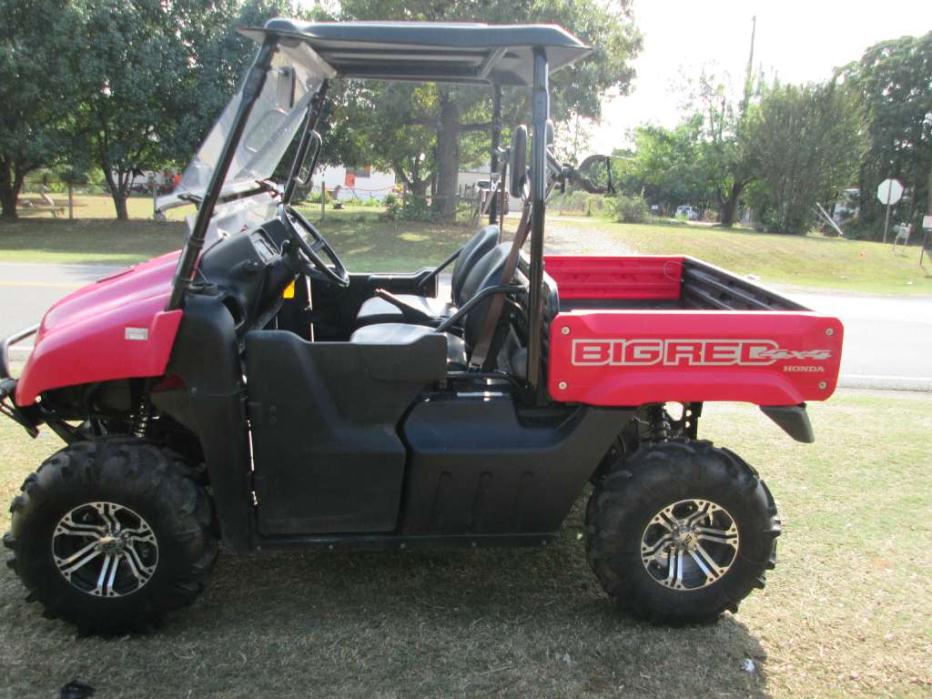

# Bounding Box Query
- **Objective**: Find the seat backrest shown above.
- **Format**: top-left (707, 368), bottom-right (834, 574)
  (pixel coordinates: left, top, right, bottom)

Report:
top-left (461, 243), bottom-right (510, 349)
top-left (451, 225), bottom-right (499, 305)
top-left (461, 246), bottom-right (558, 371)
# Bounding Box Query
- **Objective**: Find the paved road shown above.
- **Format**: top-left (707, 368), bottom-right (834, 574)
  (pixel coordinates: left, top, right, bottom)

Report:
top-left (1, 261), bottom-right (929, 388)
top-left (787, 291), bottom-right (932, 389)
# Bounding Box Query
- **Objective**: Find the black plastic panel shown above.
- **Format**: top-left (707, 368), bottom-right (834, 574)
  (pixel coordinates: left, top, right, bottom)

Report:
top-left (161, 294), bottom-right (254, 551)
top-left (400, 395), bottom-right (632, 535)
top-left (245, 330), bottom-right (446, 535)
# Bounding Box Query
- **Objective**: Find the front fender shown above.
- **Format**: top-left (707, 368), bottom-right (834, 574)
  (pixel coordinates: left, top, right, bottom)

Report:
top-left (14, 252), bottom-right (183, 406)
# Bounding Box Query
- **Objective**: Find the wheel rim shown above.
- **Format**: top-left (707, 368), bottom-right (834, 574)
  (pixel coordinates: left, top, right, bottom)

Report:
top-left (640, 499), bottom-right (739, 591)
top-left (51, 501), bottom-right (158, 597)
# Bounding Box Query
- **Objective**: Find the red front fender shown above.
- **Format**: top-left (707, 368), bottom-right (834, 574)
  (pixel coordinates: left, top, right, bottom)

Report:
top-left (15, 252), bottom-right (183, 406)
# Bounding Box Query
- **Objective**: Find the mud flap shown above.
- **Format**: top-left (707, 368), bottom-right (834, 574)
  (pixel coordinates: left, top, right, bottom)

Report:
top-left (760, 404), bottom-right (814, 443)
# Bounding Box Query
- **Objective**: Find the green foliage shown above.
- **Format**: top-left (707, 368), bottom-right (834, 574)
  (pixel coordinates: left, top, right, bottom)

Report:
top-left (0, 0), bottom-right (84, 217)
top-left (840, 33), bottom-right (932, 230)
top-left (551, 191), bottom-right (611, 216)
top-left (746, 82), bottom-right (866, 235)
top-left (625, 116), bottom-right (711, 212)
top-left (338, 0), bottom-right (641, 219)
top-left (623, 69), bottom-right (758, 225)
top-left (384, 193), bottom-right (433, 222)
top-left (610, 193), bottom-right (649, 223)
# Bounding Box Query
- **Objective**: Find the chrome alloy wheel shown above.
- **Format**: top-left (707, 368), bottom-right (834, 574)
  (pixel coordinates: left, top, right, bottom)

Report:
top-left (640, 499), bottom-right (739, 591)
top-left (51, 502), bottom-right (158, 597)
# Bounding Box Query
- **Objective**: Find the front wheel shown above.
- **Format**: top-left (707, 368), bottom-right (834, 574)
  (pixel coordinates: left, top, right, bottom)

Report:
top-left (4, 437), bottom-right (217, 634)
top-left (586, 439), bottom-right (780, 624)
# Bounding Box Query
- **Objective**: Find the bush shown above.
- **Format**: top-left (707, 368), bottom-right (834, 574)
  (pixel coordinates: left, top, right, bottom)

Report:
top-left (610, 193), bottom-right (649, 223)
top-left (305, 189), bottom-right (334, 204)
top-left (384, 193), bottom-right (432, 222)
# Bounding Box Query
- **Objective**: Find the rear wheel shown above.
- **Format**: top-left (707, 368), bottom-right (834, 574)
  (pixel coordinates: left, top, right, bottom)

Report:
top-left (586, 439), bottom-right (780, 624)
top-left (4, 437), bottom-right (217, 634)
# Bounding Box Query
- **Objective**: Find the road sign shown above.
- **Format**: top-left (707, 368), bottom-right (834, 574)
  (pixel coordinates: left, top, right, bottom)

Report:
top-left (877, 178), bottom-right (904, 243)
top-left (924, 215), bottom-right (932, 230)
top-left (876, 179), bottom-right (903, 205)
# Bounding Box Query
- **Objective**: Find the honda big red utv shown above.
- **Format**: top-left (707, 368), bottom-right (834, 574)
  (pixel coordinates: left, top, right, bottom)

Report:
top-left (1, 21), bottom-right (843, 634)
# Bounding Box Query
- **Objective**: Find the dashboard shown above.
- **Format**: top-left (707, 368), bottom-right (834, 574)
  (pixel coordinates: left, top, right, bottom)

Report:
top-left (196, 220), bottom-right (296, 335)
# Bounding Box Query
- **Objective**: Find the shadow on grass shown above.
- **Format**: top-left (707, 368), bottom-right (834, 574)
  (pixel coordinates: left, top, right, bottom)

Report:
top-left (1, 509), bottom-right (771, 696)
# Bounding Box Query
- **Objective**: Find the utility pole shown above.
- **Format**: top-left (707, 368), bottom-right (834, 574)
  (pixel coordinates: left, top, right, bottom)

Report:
top-left (740, 15), bottom-right (757, 119)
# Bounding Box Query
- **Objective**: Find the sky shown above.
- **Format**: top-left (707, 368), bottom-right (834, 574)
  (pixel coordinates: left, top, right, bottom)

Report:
top-left (591, 0), bottom-right (932, 151)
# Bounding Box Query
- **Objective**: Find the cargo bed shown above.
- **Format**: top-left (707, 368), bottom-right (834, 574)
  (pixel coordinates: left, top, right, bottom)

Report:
top-left (544, 256), bottom-right (844, 408)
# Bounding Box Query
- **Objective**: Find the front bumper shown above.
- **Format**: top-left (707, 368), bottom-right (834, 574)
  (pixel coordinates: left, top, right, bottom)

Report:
top-left (0, 324), bottom-right (37, 380)
top-left (0, 325), bottom-right (39, 437)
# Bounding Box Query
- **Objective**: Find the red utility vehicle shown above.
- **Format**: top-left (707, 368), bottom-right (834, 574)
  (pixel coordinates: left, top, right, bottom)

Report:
top-left (0, 21), bottom-right (842, 634)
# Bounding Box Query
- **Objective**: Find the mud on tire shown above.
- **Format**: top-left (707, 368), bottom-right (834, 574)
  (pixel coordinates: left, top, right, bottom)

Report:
top-left (4, 437), bottom-right (217, 634)
top-left (586, 439), bottom-right (780, 624)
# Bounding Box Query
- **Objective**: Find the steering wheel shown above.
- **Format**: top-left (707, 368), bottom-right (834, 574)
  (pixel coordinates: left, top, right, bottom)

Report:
top-left (278, 204), bottom-right (350, 287)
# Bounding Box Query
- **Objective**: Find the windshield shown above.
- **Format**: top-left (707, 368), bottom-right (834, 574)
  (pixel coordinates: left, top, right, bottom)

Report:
top-left (174, 43), bottom-right (329, 199)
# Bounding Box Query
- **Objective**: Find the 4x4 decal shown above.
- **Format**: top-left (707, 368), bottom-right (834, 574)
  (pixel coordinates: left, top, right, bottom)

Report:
top-left (571, 338), bottom-right (833, 367)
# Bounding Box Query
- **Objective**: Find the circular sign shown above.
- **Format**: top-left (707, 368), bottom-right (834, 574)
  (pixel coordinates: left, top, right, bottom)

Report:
top-left (876, 178), bottom-right (903, 205)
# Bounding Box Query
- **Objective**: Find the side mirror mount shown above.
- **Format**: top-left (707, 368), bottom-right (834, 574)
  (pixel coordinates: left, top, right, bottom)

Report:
top-left (509, 125), bottom-right (528, 199)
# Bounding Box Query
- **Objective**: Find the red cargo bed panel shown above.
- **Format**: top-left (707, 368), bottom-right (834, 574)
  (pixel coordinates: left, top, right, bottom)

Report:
top-left (544, 255), bottom-right (683, 300)
top-left (548, 310), bottom-right (844, 406)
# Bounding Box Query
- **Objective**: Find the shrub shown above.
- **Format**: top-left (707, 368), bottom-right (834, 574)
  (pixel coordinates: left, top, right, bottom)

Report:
top-left (610, 193), bottom-right (649, 223)
top-left (383, 193), bottom-right (432, 221)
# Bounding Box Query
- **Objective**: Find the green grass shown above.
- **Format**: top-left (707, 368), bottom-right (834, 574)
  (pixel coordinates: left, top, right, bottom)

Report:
top-left (0, 219), bottom-right (189, 265)
top-left (292, 206), bottom-right (475, 272)
top-left (2, 196), bottom-right (930, 295)
top-left (0, 196), bottom-right (473, 270)
top-left (0, 391), bottom-right (929, 696)
top-left (553, 216), bottom-right (932, 295)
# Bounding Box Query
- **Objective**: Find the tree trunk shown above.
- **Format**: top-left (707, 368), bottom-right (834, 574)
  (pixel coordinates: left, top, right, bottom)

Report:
top-left (0, 159), bottom-right (21, 220)
top-left (411, 178), bottom-right (430, 198)
top-left (434, 91), bottom-right (460, 220)
top-left (114, 192), bottom-right (129, 221)
top-left (103, 167), bottom-right (130, 221)
top-left (718, 181), bottom-right (744, 226)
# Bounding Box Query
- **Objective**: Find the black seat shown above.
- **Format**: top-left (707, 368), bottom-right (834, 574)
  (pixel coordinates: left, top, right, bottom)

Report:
top-left (355, 224), bottom-right (499, 326)
top-left (349, 322), bottom-right (469, 370)
top-left (350, 244), bottom-right (510, 370)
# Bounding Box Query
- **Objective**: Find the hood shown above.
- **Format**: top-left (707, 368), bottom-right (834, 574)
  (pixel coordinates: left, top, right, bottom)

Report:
top-left (15, 252), bottom-right (185, 405)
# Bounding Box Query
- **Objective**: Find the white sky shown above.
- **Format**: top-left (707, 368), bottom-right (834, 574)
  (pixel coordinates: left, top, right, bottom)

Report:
top-left (591, 0), bottom-right (932, 150)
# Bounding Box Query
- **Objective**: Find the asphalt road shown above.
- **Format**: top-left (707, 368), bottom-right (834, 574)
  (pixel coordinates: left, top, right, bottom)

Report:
top-left (1, 261), bottom-right (929, 389)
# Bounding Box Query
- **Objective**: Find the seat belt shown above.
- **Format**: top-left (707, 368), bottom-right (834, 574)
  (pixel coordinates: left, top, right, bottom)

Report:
top-left (468, 198), bottom-right (532, 371)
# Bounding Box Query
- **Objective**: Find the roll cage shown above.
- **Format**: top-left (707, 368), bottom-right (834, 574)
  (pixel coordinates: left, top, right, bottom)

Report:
top-left (167, 20), bottom-right (592, 396)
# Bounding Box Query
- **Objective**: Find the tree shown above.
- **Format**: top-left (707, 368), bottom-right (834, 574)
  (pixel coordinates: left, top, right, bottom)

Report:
top-left (686, 69), bottom-right (756, 226)
top-left (74, 0), bottom-right (195, 220)
top-left (338, 0), bottom-right (641, 219)
top-left (841, 33), bottom-right (932, 232)
top-left (73, 0), bottom-right (307, 220)
top-left (745, 82), bottom-right (865, 234)
top-left (0, 0), bottom-right (83, 220)
top-left (168, 0), bottom-right (312, 165)
top-left (625, 116), bottom-right (713, 213)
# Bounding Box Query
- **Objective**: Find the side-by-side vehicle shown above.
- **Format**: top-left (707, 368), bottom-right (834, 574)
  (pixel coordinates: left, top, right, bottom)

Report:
top-left (0, 20), bottom-right (843, 634)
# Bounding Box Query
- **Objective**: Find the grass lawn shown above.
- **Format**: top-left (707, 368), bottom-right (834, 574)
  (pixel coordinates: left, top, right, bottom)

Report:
top-left (0, 196), bottom-right (472, 270)
top-left (2, 196), bottom-right (930, 295)
top-left (0, 391), bottom-right (929, 696)
top-left (553, 216), bottom-right (932, 295)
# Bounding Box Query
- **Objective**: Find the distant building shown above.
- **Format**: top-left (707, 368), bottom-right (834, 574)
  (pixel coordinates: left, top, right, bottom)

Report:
top-left (458, 164), bottom-right (521, 210)
top-left (317, 165), bottom-right (396, 201)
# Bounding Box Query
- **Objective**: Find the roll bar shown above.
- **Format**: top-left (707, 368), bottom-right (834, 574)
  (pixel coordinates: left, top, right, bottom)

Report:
top-left (167, 39), bottom-right (277, 311)
top-left (166, 29), bottom-right (553, 399)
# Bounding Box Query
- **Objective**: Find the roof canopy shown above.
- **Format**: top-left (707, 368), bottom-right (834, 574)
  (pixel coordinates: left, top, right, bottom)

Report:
top-left (240, 20), bottom-right (591, 86)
